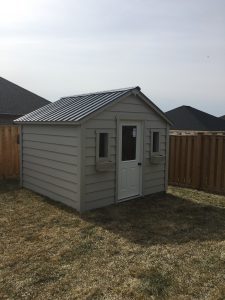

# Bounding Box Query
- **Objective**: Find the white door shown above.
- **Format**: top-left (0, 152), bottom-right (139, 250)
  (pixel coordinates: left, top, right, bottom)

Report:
top-left (118, 121), bottom-right (142, 201)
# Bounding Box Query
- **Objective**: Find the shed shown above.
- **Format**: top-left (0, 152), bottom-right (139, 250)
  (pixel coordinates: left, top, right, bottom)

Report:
top-left (15, 87), bottom-right (171, 212)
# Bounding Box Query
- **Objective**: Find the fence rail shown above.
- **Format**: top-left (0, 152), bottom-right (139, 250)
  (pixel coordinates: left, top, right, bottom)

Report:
top-left (0, 125), bottom-right (20, 179)
top-left (169, 134), bottom-right (225, 195)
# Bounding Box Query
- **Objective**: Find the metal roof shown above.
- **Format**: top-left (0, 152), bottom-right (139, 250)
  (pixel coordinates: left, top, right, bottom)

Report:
top-left (15, 87), bottom-right (140, 123)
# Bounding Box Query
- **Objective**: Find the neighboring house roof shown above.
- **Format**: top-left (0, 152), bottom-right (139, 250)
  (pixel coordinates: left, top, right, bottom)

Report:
top-left (15, 86), bottom-right (171, 125)
top-left (0, 77), bottom-right (50, 116)
top-left (166, 105), bottom-right (225, 131)
top-left (220, 115), bottom-right (225, 120)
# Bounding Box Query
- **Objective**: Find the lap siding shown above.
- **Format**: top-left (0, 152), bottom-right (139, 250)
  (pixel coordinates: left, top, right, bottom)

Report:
top-left (22, 125), bottom-right (81, 210)
top-left (143, 125), bottom-right (166, 195)
top-left (83, 94), bottom-right (167, 210)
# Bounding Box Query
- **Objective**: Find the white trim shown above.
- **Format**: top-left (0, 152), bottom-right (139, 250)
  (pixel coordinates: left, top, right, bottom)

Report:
top-left (165, 124), bottom-right (170, 191)
top-left (151, 129), bottom-right (160, 155)
top-left (117, 120), bottom-right (143, 201)
top-left (137, 92), bottom-right (172, 125)
top-left (115, 117), bottom-right (120, 203)
top-left (95, 129), bottom-right (112, 163)
top-left (150, 128), bottom-right (163, 156)
top-left (19, 125), bottom-right (23, 187)
top-left (80, 124), bottom-right (86, 212)
top-left (87, 91), bottom-right (171, 125)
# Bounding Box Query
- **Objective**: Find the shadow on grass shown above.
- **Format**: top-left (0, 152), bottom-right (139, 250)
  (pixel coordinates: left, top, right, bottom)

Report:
top-left (0, 179), bottom-right (20, 194)
top-left (2, 180), bottom-right (225, 246)
top-left (82, 192), bottom-right (225, 245)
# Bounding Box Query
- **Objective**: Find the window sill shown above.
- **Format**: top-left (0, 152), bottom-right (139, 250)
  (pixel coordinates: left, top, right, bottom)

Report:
top-left (150, 154), bottom-right (165, 164)
top-left (96, 161), bottom-right (114, 172)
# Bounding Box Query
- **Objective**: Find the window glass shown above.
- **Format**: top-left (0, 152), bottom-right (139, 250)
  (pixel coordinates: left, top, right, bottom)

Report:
top-left (122, 125), bottom-right (136, 161)
top-left (153, 132), bottom-right (159, 153)
top-left (99, 133), bottom-right (108, 158)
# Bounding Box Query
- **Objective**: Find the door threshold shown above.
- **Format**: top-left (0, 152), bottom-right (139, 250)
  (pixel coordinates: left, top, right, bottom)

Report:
top-left (117, 194), bottom-right (141, 203)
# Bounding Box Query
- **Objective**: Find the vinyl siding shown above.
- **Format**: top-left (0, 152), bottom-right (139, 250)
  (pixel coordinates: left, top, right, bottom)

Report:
top-left (21, 125), bottom-right (81, 210)
top-left (82, 94), bottom-right (168, 210)
top-left (143, 124), bottom-right (167, 195)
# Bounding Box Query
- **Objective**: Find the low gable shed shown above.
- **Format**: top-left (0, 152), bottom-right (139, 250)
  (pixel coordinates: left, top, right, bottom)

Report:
top-left (15, 86), bottom-right (171, 212)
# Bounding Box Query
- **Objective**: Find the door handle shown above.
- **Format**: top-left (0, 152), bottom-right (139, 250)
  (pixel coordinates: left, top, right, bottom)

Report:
top-left (138, 162), bottom-right (142, 166)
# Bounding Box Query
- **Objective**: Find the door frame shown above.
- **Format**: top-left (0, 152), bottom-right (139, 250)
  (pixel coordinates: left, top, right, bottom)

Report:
top-left (116, 118), bottom-right (144, 203)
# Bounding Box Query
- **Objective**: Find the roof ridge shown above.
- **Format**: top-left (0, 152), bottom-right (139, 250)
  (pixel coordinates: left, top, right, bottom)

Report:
top-left (15, 85), bottom-right (172, 124)
top-left (166, 105), bottom-right (225, 131)
top-left (60, 86), bottom-right (140, 100)
top-left (185, 105), bottom-right (223, 119)
top-left (0, 76), bottom-right (50, 102)
top-left (182, 106), bottom-right (209, 130)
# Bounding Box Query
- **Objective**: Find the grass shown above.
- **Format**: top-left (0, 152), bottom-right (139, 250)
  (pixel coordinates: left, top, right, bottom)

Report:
top-left (1, 184), bottom-right (225, 299)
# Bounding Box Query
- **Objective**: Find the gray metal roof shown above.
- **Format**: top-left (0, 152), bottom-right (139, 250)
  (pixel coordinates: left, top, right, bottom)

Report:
top-left (15, 87), bottom-right (140, 123)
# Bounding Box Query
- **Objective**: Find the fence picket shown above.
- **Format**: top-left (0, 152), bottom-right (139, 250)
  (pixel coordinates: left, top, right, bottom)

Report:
top-left (0, 125), bottom-right (20, 179)
top-left (169, 134), bottom-right (225, 195)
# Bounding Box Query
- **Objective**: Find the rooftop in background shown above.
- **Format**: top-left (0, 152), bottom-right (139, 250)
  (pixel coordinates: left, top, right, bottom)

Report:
top-left (166, 105), bottom-right (225, 131)
top-left (220, 115), bottom-right (225, 120)
top-left (0, 77), bottom-right (50, 116)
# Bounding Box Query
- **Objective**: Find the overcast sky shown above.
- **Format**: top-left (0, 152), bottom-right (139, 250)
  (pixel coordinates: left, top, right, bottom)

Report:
top-left (0, 0), bottom-right (224, 115)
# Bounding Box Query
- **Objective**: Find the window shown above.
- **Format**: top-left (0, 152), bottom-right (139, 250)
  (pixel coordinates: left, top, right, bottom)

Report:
top-left (99, 133), bottom-right (108, 158)
top-left (96, 131), bottom-right (111, 162)
top-left (122, 125), bottom-right (137, 161)
top-left (153, 132), bottom-right (159, 153)
top-left (152, 131), bottom-right (160, 154)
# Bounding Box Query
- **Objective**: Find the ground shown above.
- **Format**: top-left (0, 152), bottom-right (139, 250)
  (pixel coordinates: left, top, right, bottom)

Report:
top-left (1, 182), bottom-right (225, 300)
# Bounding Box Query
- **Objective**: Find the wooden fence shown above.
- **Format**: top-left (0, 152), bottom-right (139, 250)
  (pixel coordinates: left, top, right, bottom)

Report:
top-left (0, 125), bottom-right (20, 179)
top-left (169, 134), bottom-right (225, 195)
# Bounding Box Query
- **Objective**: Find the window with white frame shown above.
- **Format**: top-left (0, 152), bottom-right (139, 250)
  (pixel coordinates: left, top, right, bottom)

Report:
top-left (99, 133), bottom-right (108, 158)
top-left (96, 131), bottom-right (110, 162)
top-left (151, 130), bottom-right (160, 154)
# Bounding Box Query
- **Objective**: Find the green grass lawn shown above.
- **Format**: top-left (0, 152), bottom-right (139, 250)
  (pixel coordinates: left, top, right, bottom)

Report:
top-left (1, 183), bottom-right (225, 299)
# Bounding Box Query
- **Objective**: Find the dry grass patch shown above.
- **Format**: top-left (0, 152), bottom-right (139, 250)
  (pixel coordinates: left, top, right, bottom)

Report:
top-left (0, 184), bottom-right (225, 299)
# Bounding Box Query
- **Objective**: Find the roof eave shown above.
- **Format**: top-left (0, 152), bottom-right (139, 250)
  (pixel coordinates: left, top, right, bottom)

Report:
top-left (137, 91), bottom-right (173, 126)
top-left (77, 90), bottom-right (135, 125)
top-left (77, 88), bottom-right (172, 126)
top-left (14, 121), bottom-right (81, 125)
top-left (14, 86), bottom-right (172, 126)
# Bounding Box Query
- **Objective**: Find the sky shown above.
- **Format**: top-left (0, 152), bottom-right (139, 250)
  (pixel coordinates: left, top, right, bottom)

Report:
top-left (0, 0), bottom-right (225, 116)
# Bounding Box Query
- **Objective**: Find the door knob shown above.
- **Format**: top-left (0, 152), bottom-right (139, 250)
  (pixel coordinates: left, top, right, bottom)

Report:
top-left (138, 162), bottom-right (142, 166)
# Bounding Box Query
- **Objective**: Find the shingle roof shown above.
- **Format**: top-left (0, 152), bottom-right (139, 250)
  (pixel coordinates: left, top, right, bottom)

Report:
top-left (166, 106), bottom-right (225, 131)
top-left (15, 87), bottom-right (141, 123)
top-left (0, 77), bottom-right (50, 115)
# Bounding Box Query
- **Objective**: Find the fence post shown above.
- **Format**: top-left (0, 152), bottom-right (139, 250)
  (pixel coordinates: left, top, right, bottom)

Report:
top-left (193, 134), bottom-right (202, 189)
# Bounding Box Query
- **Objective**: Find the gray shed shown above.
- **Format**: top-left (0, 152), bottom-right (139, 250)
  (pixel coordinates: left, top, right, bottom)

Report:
top-left (15, 86), bottom-right (171, 212)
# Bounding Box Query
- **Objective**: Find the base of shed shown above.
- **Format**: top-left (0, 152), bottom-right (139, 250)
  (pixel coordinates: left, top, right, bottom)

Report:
top-left (23, 182), bottom-right (166, 213)
top-left (23, 182), bottom-right (80, 211)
